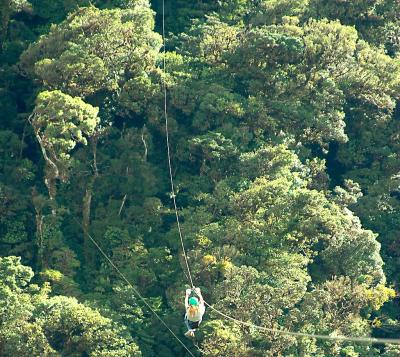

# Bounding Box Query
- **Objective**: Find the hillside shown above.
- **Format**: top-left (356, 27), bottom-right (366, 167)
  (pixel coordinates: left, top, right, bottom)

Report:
top-left (1, 0), bottom-right (400, 356)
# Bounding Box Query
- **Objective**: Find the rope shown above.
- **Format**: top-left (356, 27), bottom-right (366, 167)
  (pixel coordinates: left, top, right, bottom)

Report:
top-left (75, 219), bottom-right (196, 357)
top-left (202, 301), bottom-right (400, 345)
top-left (162, 0), bottom-right (195, 289)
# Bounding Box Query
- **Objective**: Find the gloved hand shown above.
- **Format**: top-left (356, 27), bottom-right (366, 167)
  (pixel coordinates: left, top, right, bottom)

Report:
top-left (186, 288), bottom-right (192, 295)
top-left (194, 287), bottom-right (201, 294)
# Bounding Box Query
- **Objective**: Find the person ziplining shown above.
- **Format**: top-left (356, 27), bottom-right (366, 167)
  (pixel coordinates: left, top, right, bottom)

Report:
top-left (184, 287), bottom-right (205, 338)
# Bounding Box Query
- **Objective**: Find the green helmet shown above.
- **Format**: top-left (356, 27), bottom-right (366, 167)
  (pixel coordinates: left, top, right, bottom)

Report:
top-left (189, 296), bottom-right (199, 306)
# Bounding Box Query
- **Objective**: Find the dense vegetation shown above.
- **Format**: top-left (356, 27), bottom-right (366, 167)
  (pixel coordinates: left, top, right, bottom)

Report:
top-left (1, 0), bottom-right (400, 355)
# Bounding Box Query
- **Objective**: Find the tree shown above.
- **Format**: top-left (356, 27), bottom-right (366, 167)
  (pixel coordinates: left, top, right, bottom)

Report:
top-left (0, 130), bottom-right (35, 261)
top-left (0, 256), bottom-right (141, 356)
top-left (29, 0), bottom-right (89, 23)
top-left (20, 5), bottom-right (161, 100)
top-left (38, 296), bottom-right (141, 356)
top-left (0, 1), bottom-right (13, 48)
top-left (220, 0), bottom-right (309, 26)
top-left (0, 0), bottom-right (31, 48)
top-left (29, 90), bottom-right (99, 211)
top-left (307, 0), bottom-right (400, 50)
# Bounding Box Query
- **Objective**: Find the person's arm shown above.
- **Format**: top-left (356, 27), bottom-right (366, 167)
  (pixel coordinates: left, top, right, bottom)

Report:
top-left (185, 288), bottom-right (191, 309)
top-left (195, 287), bottom-right (204, 306)
top-left (195, 287), bottom-right (206, 316)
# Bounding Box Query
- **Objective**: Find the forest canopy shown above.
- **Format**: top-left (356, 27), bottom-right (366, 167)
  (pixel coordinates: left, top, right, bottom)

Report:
top-left (1, 0), bottom-right (400, 356)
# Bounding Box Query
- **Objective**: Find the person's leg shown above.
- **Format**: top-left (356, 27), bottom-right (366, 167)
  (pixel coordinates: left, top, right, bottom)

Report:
top-left (184, 316), bottom-right (197, 337)
top-left (186, 320), bottom-right (202, 337)
top-left (184, 315), bottom-right (191, 332)
top-left (191, 320), bottom-right (200, 329)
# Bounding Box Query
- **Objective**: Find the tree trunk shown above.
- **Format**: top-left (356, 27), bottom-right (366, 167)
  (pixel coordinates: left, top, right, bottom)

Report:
top-left (32, 188), bottom-right (45, 270)
top-left (44, 170), bottom-right (57, 216)
top-left (0, 0), bottom-right (11, 49)
top-left (141, 125), bottom-right (148, 161)
top-left (82, 137), bottom-right (99, 266)
top-left (82, 178), bottom-right (94, 264)
top-left (118, 194), bottom-right (127, 216)
top-left (29, 114), bottom-right (59, 215)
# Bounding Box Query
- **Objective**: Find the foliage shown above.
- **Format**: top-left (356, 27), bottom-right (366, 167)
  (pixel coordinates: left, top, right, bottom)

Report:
top-left (31, 90), bottom-right (99, 170)
top-left (0, 256), bottom-right (140, 356)
top-left (1, 0), bottom-right (400, 356)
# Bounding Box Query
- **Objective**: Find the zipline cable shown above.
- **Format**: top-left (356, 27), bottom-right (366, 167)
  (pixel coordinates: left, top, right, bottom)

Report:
top-left (159, 0), bottom-right (400, 348)
top-left (75, 219), bottom-right (196, 357)
top-left (162, 0), bottom-right (195, 289)
top-left (202, 301), bottom-right (400, 345)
